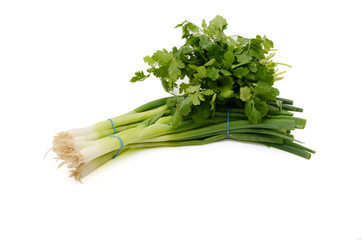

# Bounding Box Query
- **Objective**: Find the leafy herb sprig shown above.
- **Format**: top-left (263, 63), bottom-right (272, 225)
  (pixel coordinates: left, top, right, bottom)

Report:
top-left (131, 15), bottom-right (288, 126)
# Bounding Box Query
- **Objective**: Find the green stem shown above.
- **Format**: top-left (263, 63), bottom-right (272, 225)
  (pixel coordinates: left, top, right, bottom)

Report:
top-left (265, 142), bottom-right (312, 159)
top-left (266, 115), bottom-right (306, 129)
top-left (274, 62), bottom-right (292, 68)
top-left (276, 97), bottom-right (293, 105)
top-left (270, 102), bottom-right (303, 112)
top-left (230, 133), bottom-right (284, 144)
top-left (284, 140), bottom-right (316, 154)
top-left (141, 118), bottom-right (296, 143)
top-left (231, 128), bottom-right (294, 141)
top-left (78, 135), bottom-right (226, 178)
top-left (93, 105), bottom-right (169, 133)
top-left (268, 105), bottom-right (294, 116)
top-left (132, 97), bottom-right (171, 113)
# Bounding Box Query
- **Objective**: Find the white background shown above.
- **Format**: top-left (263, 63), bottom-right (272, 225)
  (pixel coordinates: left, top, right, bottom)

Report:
top-left (1, 0), bottom-right (361, 239)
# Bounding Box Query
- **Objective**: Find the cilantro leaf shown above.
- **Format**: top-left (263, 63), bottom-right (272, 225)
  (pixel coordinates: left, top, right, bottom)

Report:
top-left (186, 84), bottom-right (200, 94)
top-left (245, 98), bottom-right (269, 123)
top-left (203, 89), bottom-right (215, 96)
top-left (235, 53), bottom-right (252, 66)
top-left (201, 19), bottom-right (207, 29)
top-left (240, 86), bottom-right (252, 101)
top-left (254, 82), bottom-right (279, 101)
top-left (194, 66), bottom-right (207, 79)
top-left (152, 49), bottom-right (174, 66)
top-left (199, 35), bottom-right (214, 50)
top-left (206, 43), bottom-right (226, 61)
top-left (206, 67), bottom-right (219, 80)
top-left (192, 102), bottom-right (212, 122)
top-left (237, 37), bottom-right (250, 46)
top-left (190, 91), bottom-right (205, 105)
top-left (222, 50), bottom-right (234, 68)
top-left (248, 62), bottom-right (258, 73)
top-left (219, 89), bottom-right (234, 99)
top-left (175, 20), bottom-right (187, 28)
top-left (248, 38), bottom-right (266, 60)
top-left (206, 15), bottom-right (228, 36)
top-left (152, 66), bottom-right (169, 79)
top-left (220, 69), bottom-right (232, 76)
top-left (178, 97), bottom-right (193, 115)
top-left (204, 58), bottom-right (216, 66)
top-left (168, 59), bottom-right (185, 81)
top-left (262, 36), bottom-right (274, 51)
top-left (143, 56), bottom-right (156, 66)
top-left (233, 67), bottom-right (249, 78)
top-left (171, 108), bottom-right (183, 127)
top-left (186, 84), bottom-right (205, 105)
top-left (131, 71), bottom-right (150, 82)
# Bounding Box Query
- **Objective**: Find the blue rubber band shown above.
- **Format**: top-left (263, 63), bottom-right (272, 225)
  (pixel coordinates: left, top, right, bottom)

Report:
top-left (110, 135), bottom-right (124, 159)
top-left (226, 107), bottom-right (230, 139)
top-left (108, 118), bottom-right (117, 134)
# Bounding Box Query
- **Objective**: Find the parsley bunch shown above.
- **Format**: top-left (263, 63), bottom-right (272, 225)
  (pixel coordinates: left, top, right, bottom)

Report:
top-left (132, 15), bottom-right (287, 126)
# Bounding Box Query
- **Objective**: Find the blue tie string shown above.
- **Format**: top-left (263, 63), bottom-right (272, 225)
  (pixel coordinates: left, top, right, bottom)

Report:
top-left (110, 135), bottom-right (124, 159)
top-left (108, 118), bottom-right (117, 134)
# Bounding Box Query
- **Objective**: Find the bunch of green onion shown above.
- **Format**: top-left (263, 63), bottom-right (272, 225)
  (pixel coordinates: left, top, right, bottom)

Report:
top-left (52, 96), bottom-right (314, 181)
top-left (52, 15), bottom-right (314, 181)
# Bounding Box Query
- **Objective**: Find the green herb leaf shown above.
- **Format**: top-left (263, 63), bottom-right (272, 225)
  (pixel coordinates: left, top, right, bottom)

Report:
top-left (206, 66), bottom-right (219, 80)
top-left (222, 50), bottom-right (234, 68)
top-left (190, 92), bottom-right (205, 105)
top-left (219, 89), bottom-right (234, 99)
top-left (171, 108), bottom-right (183, 127)
top-left (131, 71), bottom-right (150, 82)
top-left (245, 98), bottom-right (269, 123)
top-left (204, 58), bottom-right (216, 66)
top-left (233, 67), bottom-right (249, 78)
top-left (237, 37), bottom-right (250, 46)
top-left (235, 53), bottom-right (252, 66)
top-left (143, 56), bottom-right (156, 66)
top-left (254, 82), bottom-right (279, 101)
top-left (240, 86), bottom-right (252, 101)
top-left (178, 97), bottom-right (193, 115)
top-left (206, 15), bottom-right (228, 36)
top-left (203, 89), bottom-right (215, 96)
top-left (220, 69), bottom-right (232, 76)
top-left (192, 102), bottom-right (211, 122)
top-left (248, 62), bottom-right (258, 73)
top-left (194, 66), bottom-right (207, 79)
top-left (152, 49), bottom-right (174, 66)
top-left (168, 59), bottom-right (185, 80)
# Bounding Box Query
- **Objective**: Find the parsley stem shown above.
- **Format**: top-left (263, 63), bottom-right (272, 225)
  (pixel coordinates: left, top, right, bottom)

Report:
top-left (274, 62), bottom-right (292, 68)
